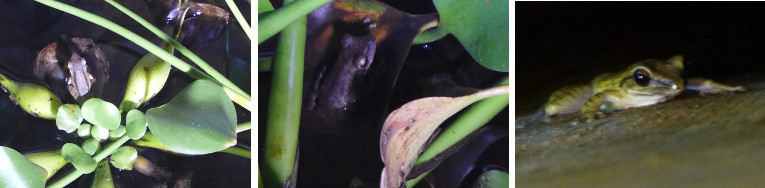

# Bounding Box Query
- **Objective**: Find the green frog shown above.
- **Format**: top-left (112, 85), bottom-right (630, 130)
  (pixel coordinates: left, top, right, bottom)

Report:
top-left (545, 55), bottom-right (745, 120)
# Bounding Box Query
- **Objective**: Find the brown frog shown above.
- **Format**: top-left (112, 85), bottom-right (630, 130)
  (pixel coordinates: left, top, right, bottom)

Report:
top-left (308, 34), bottom-right (376, 111)
top-left (34, 37), bottom-right (109, 103)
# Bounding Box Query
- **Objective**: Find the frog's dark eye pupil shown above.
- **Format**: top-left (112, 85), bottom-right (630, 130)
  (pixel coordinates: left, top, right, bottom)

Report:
top-left (633, 69), bottom-right (651, 87)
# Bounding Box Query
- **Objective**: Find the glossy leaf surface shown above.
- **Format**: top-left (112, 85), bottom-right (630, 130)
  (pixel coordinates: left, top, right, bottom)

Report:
top-left (0, 146), bottom-right (46, 188)
top-left (434, 0), bottom-right (508, 72)
top-left (61, 143), bottom-right (96, 173)
top-left (146, 80), bottom-right (237, 155)
top-left (81, 98), bottom-right (120, 130)
top-left (126, 109), bottom-right (147, 140)
top-left (56, 104), bottom-right (83, 133)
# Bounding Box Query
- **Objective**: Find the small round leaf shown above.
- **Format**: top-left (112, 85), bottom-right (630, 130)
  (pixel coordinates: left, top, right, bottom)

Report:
top-left (61, 143), bottom-right (96, 173)
top-left (0, 146), bottom-right (46, 188)
top-left (126, 109), bottom-right (147, 140)
top-left (56, 104), bottom-right (83, 133)
top-left (77, 123), bottom-right (92, 138)
top-left (81, 98), bottom-right (120, 130)
top-left (108, 126), bottom-right (126, 141)
top-left (147, 80), bottom-right (237, 155)
top-left (91, 125), bottom-right (109, 142)
top-left (82, 139), bottom-right (100, 156)
top-left (109, 146), bottom-right (137, 170)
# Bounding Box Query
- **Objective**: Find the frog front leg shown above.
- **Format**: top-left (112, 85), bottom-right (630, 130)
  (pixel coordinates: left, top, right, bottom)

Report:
top-left (686, 77), bottom-right (746, 95)
top-left (581, 90), bottom-right (623, 120)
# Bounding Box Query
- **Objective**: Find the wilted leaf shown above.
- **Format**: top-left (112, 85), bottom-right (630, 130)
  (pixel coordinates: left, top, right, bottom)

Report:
top-left (0, 146), bottom-right (46, 188)
top-left (146, 80), bottom-right (237, 155)
top-left (380, 84), bottom-right (508, 188)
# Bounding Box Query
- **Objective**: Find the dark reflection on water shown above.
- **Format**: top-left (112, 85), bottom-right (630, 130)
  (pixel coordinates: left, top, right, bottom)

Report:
top-left (0, 0), bottom-right (250, 187)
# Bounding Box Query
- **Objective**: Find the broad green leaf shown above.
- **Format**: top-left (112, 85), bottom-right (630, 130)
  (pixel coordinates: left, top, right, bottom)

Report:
top-left (77, 123), bottom-right (92, 138)
top-left (56, 104), bottom-right (83, 133)
top-left (472, 170), bottom-right (509, 188)
top-left (0, 146), bottom-right (46, 188)
top-left (24, 150), bottom-right (66, 180)
top-left (146, 80), bottom-right (237, 155)
top-left (61, 143), bottom-right (96, 174)
top-left (109, 146), bottom-right (137, 170)
top-left (81, 98), bottom-right (120, 130)
top-left (82, 139), bottom-right (100, 156)
top-left (433, 0), bottom-right (508, 72)
top-left (92, 161), bottom-right (115, 188)
top-left (126, 109), bottom-right (147, 140)
top-left (380, 84), bottom-right (508, 188)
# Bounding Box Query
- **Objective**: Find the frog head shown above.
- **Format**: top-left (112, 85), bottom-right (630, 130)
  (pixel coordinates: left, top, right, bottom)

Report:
top-left (622, 55), bottom-right (685, 96)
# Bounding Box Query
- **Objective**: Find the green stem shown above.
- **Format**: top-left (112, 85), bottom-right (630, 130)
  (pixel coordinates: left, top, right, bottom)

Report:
top-left (220, 146), bottom-right (251, 158)
top-left (258, 0), bottom-right (330, 44)
top-left (259, 57), bottom-right (273, 72)
top-left (258, 0), bottom-right (275, 14)
top-left (412, 25), bottom-right (449, 45)
top-left (236, 122), bottom-right (251, 133)
top-left (103, 0), bottom-right (251, 102)
top-left (225, 0), bottom-right (253, 40)
top-left (263, 0), bottom-right (306, 186)
top-left (406, 76), bottom-right (509, 187)
top-left (47, 137), bottom-right (131, 188)
top-left (37, 0), bottom-right (251, 110)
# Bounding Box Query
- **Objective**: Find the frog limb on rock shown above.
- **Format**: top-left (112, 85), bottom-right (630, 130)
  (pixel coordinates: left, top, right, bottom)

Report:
top-left (545, 55), bottom-right (745, 120)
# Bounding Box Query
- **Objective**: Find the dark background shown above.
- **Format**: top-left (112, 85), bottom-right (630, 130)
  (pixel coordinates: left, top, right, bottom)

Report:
top-left (516, 2), bottom-right (765, 114)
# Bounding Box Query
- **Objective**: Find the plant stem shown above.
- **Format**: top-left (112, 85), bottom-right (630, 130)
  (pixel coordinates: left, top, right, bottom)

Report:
top-left (258, 0), bottom-right (330, 44)
top-left (263, 0), bottom-right (306, 186)
top-left (103, 0), bottom-right (251, 101)
top-left (220, 146), bottom-right (251, 158)
top-left (37, 0), bottom-right (251, 110)
top-left (225, 0), bottom-right (253, 40)
top-left (47, 137), bottom-right (130, 188)
top-left (405, 76), bottom-right (509, 187)
top-left (236, 122), bottom-right (251, 133)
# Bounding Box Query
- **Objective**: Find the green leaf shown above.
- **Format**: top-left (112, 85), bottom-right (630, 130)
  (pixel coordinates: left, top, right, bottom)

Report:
top-left (146, 80), bottom-right (237, 155)
top-left (24, 150), bottom-right (66, 180)
top-left (56, 104), bottom-right (83, 133)
top-left (108, 125), bottom-right (126, 141)
top-left (61, 143), bottom-right (96, 174)
top-left (126, 109), bottom-right (147, 140)
top-left (77, 123), bottom-right (92, 138)
top-left (0, 146), bottom-right (46, 188)
top-left (82, 139), bottom-right (100, 156)
top-left (90, 124), bottom-right (110, 142)
top-left (81, 98), bottom-right (121, 130)
top-left (109, 146), bottom-right (137, 170)
top-left (472, 170), bottom-right (509, 188)
top-left (433, 0), bottom-right (508, 72)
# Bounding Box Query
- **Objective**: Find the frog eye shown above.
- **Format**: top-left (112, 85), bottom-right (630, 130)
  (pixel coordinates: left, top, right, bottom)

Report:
top-left (633, 68), bottom-right (651, 87)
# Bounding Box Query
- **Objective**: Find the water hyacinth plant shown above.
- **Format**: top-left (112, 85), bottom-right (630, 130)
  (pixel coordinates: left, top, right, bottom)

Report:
top-left (0, 0), bottom-right (251, 187)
